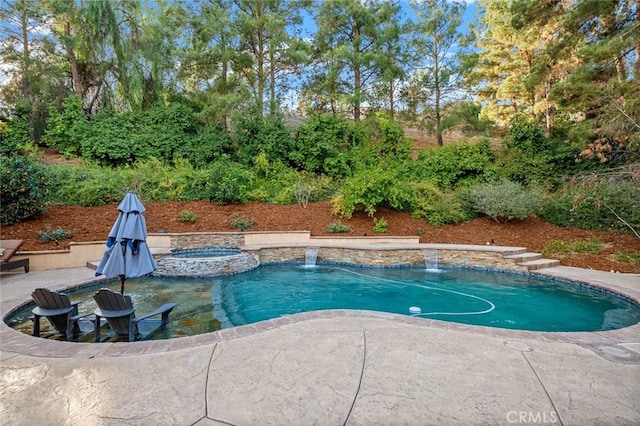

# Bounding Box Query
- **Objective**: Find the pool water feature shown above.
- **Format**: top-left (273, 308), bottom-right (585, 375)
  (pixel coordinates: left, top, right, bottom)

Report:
top-left (154, 247), bottom-right (259, 277)
top-left (305, 247), bottom-right (319, 266)
top-left (7, 264), bottom-right (640, 340)
top-left (422, 249), bottom-right (439, 272)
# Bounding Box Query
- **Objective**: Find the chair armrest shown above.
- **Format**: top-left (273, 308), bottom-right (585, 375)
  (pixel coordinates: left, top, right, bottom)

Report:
top-left (70, 311), bottom-right (95, 321)
top-left (32, 306), bottom-right (74, 317)
top-left (94, 307), bottom-right (135, 318)
top-left (134, 303), bottom-right (177, 322)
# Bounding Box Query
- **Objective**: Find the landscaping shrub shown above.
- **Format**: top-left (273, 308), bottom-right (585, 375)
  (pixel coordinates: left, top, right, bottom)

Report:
top-left (291, 113), bottom-right (365, 178)
top-left (248, 153), bottom-right (301, 204)
top-left (37, 225), bottom-right (74, 243)
top-left (411, 140), bottom-right (496, 190)
top-left (502, 116), bottom-right (551, 155)
top-left (616, 251), bottom-right (640, 267)
top-left (46, 163), bottom-right (126, 206)
top-left (0, 155), bottom-right (50, 225)
top-left (179, 210), bottom-right (198, 223)
top-left (373, 217), bottom-right (388, 234)
top-left (496, 116), bottom-right (583, 189)
top-left (179, 123), bottom-right (232, 167)
top-left (233, 108), bottom-right (294, 166)
top-left (409, 182), bottom-right (469, 227)
top-left (540, 178), bottom-right (640, 232)
top-left (76, 103), bottom-right (227, 167)
top-left (332, 166), bottom-right (411, 218)
top-left (205, 159), bottom-right (252, 204)
top-left (80, 110), bottom-right (138, 166)
top-left (543, 237), bottom-right (604, 255)
top-left (361, 112), bottom-right (412, 157)
top-left (327, 220), bottom-right (350, 233)
top-left (229, 213), bottom-right (254, 230)
top-left (44, 95), bottom-right (87, 156)
top-left (1, 101), bottom-right (34, 157)
top-left (468, 180), bottom-right (543, 222)
top-left (495, 149), bottom-right (553, 187)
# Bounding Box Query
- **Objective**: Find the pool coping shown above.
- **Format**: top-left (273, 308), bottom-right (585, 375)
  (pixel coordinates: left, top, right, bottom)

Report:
top-left (2, 247), bottom-right (639, 359)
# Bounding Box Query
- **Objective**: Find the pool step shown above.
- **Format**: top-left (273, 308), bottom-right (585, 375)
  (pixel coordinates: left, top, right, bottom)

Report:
top-left (504, 252), bottom-right (542, 263)
top-left (516, 258), bottom-right (561, 270)
top-left (504, 252), bottom-right (560, 270)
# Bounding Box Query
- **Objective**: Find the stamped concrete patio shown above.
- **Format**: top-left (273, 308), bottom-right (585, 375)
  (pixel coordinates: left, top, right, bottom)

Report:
top-left (1, 265), bottom-right (639, 425)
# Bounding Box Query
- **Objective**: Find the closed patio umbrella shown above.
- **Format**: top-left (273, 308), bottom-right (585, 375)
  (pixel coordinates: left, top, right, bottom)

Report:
top-left (95, 192), bottom-right (157, 294)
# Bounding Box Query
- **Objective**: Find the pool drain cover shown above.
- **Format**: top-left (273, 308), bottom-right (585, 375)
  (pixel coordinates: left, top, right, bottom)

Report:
top-left (503, 340), bottom-right (533, 352)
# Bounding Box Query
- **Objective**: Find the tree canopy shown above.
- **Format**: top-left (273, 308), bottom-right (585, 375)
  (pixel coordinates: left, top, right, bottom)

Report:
top-left (0, 0), bottom-right (638, 162)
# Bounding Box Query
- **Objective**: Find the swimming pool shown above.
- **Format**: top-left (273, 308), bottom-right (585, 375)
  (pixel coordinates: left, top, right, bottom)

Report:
top-left (7, 263), bottom-right (640, 340)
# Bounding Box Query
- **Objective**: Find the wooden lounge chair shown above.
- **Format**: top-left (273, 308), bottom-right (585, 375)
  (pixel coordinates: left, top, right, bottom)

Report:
top-left (31, 288), bottom-right (96, 341)
top-left (0, 240), bottom-right (29, 273)
top-left (93, 288), bottom-right (177, 342)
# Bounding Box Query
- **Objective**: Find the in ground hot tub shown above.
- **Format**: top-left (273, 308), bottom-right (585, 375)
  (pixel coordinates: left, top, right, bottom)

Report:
top-left (154, 247), bottom-right (259, 277)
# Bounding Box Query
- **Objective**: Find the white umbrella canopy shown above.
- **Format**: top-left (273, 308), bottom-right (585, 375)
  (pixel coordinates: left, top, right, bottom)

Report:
top-left (95, 192), bottom-right (157, 294)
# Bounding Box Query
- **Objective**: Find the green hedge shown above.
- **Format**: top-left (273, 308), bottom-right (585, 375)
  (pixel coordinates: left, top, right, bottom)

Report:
top-left (1, 156), bottom-right (50, 225)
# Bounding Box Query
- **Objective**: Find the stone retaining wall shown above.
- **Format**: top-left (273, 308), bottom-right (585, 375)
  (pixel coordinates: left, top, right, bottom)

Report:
top-left (154, 252), bottom-right (259, 277)
top-left (245, 246), bottom-right (527, 271)
top-left (168, 233), bottom-right (245, 250)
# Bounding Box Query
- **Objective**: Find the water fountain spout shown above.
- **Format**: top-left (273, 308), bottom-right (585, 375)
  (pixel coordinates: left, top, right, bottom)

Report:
top-left (305, 247), bottom-right (319, 266)
top-left (422, 249), bottom-right (439, 272)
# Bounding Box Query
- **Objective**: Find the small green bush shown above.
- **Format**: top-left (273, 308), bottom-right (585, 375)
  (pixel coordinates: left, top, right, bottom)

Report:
top-left (408, 182), bottom-right (469, 227)
top-left (37, 224), bottom-right (73, 243)
top-left (327, 221), bottom-right (350, 233)
top-left (229, 213), bottom-right (254, 231)
top-left (179, 210), bottom-right (198, 223)
top-left (543, 238), bottom-right (604, 255)
top-left (411, 140), bottom-right (496, 190)
top-left (373, 217), bottom-right (388, 234)
top-left (469, 180), bottom-right (543, 222)
top-left (1, 156), bottom-right (50, 225)
top-left (616, 251), bottom-right (640, 266)
top-left (205, 159), bottom-right (252, 204)
top-left (332, 166), bottom-right (411, 218)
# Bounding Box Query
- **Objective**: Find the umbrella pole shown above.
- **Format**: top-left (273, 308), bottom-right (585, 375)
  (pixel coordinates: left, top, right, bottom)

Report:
top-left (119, 275), bottom-right (126, 295)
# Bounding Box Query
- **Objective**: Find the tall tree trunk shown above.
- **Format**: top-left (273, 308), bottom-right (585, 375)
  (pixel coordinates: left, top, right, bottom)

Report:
top-left (354, 70), bottom-right (361, 122)
top-left (389, 80), bottom-right (395, 119)
top-left (20, 0), bottom-right (29, 98)
top-left (434, 45), bottom-right (443, 146)
top-left (353, 24), bottom-right (361, 122)
top-left (221, 58), bottom-right (230, 131)
top-left (544, 77), bottom-right (553, 136)
top-left (635, 0), bottom-right (640, 74)
top-left (256, 0), bottom-right (265, 115)
top-left (269, 48), bottom-right (276, 115)
top-left (64, 21), bottom-right (83, 98)
top-left (435, 85), bottom-right (443, 146)
top-left (19, 0), bottom-right (36, 142)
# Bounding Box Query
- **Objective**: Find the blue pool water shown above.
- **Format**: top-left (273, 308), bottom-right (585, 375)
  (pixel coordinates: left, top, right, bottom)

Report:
top-left (7, 264), bottom-right (640, 340)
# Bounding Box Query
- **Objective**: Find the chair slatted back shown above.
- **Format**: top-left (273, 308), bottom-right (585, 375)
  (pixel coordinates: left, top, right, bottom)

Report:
top-left (31, 288), bottom-right (73, 334)
top-left (32, 288), bottom-right (72, 309)
top-left (94, 289), bottom-right (135, 337)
